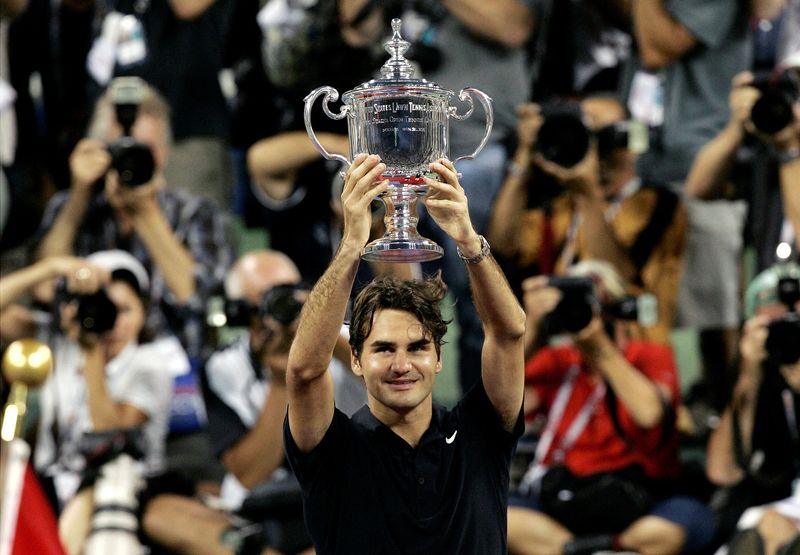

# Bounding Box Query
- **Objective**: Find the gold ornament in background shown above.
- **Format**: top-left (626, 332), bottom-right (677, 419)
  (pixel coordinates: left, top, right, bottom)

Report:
top-left (1, 339), bottom-right (53, 442)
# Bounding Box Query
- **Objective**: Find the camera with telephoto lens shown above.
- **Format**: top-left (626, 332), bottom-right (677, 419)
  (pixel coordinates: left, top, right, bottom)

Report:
top-left (542, 276), bottom-right (598, 334)
top-left (765, 276), bottom-right (800, 365)
top-left (107, 77), bottom-right (155, 187)
top-left (749, 69), bottom-right (800, 136)
top-left (534, 101), bottom-right (649, 169)
top-left (542, 276), bottom-right (658, 335)
top-left (224, 284), bottom-right (304, 328)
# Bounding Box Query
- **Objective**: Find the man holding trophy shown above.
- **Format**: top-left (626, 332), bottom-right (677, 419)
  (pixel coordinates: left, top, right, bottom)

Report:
top-left (283, 152), bottom-right (525, 553)
top-left (288, 21), bottom-right (525, 553)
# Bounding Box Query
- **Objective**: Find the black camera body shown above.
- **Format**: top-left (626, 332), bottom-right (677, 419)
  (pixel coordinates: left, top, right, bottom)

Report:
top-left (542, 276), bottom-right (656, 335)
top-left (542, 276), bottom-right (598, 334)
top-left (261, 284), bottom-right (304, 326)
top-left (55, 279), bottom-right (118, 335)
top-left (749, 70), bottom-right (800, 135)
top-left (534, 102), bottom-right (593, 168)
top-left (224, 284), bottom-right (304, 328)
top-left (75, 289), bottom-right (118, 335)
top-left (765, 276), bottom-right (800, 365)
top-left (107, 77), bottom-right (155, 187)
top-left (108, 138), bottom-right (155, 188)
top-left (534, 101), bottom-right (648, 168)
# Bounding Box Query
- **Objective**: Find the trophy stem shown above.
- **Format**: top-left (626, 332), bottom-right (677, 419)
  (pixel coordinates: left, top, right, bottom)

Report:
top-left (361, 185), bottom-right (444, 263)
top-left (384, 188), bottom-right (419, 238)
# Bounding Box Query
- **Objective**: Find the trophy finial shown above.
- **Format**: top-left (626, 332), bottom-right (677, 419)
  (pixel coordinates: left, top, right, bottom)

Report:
top-left (381, 18), bottom-right (415, 79)
top-left (1, 339), bottom-right (53, 441)
top-left (2, 338), bottom-right (53, 386)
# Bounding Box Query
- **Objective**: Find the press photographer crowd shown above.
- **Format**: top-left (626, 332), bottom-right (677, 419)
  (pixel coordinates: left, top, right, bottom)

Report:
top-left (0, 0), bottom-right (799, 554)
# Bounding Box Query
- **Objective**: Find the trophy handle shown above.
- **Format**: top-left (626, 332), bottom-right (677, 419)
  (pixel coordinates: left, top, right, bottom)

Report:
top-left (450, 87), bottom-right (494, 162)
top-left (303, 86), bottom-right (351, 166)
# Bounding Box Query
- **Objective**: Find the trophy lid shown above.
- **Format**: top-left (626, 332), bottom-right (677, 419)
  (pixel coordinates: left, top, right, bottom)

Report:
top-left (342, 19), bottom-right (453, 102)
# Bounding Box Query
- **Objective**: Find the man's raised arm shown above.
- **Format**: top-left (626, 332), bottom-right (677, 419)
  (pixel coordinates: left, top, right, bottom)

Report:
top-left (425, 160), bottom-right (526, 432)
top-left (286, 154), bottom-right (388, 452)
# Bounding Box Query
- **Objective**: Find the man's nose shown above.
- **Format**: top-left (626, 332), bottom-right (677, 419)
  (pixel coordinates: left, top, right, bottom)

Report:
top-left (391, 351), bottom-right (412, 371)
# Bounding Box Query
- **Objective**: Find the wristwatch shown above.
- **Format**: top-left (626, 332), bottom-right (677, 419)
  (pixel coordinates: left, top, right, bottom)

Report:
top-left (457, 234), bottom-right (491, 264)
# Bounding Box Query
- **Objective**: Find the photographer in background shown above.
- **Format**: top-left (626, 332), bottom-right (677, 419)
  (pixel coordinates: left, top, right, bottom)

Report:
top-left (32, 249), bottom-right (175, 555)
top-left (508, 260), bottom-right (714, 555)
top-left (706, 262), bottom-right (800, 555)
top-left (140, 249), bottom-right (365, 555)
top-left (489, 95), bottom-right (686, 346)
top-left (34, 77), bottom-right (236, 360)
top-left (686, 66), bottom-right (800, 274)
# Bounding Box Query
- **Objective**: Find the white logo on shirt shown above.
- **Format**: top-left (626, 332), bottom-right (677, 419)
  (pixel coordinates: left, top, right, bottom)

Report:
top-left (445, 430), bottom-right (458, 444)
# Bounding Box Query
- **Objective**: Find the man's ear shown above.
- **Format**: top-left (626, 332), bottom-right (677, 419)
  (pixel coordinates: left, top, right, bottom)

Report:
top-left (351, 347), bottom-right (364, 377)
top-left (435, 358), bottom-right (442, 374)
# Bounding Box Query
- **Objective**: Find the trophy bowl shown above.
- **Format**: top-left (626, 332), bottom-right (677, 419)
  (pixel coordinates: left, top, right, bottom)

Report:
top-left (304, 18), bottom-right (493, 262)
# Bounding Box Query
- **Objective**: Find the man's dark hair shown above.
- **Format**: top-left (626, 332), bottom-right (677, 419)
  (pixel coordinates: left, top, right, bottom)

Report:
top-left (349, 273), bottom-right (450, 358)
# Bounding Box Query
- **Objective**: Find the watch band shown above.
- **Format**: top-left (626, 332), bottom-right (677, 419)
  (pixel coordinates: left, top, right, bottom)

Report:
top-left (457, 235), bottom-right (491, 264)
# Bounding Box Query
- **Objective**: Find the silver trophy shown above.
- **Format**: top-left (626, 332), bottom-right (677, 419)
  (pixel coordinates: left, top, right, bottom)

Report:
top-left (304, 18), bottom-right (493, 262)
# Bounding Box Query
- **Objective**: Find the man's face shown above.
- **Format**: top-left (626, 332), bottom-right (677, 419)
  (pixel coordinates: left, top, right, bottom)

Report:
top-left (352, 309), bottom-right (442, 417)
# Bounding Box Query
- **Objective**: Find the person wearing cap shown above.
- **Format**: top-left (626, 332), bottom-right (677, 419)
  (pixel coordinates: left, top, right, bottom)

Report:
top-left (33, 78), bottom-right (236, 360)
top-left (32, 249), bottom-right (175, 555)
top-left (508, 260), bottom-right (715, 555)
top-left (706, 262), bottom-right (800, 555)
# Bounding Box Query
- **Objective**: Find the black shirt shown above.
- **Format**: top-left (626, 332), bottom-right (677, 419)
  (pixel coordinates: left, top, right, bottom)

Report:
top-left (284, 381), bottom-right (524, 555)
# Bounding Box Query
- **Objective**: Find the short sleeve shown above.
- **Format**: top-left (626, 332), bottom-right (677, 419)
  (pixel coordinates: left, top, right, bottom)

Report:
top-left (283, 408), bottom-right (350, 489)
top-left (455, 380), bottom-right (525, 449)
top-left (627, 342), bottom-right (680, 401)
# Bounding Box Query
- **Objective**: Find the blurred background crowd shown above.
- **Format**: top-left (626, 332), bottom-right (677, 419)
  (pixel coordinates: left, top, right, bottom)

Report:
top-left (0, 0), bottom-right (799, 554)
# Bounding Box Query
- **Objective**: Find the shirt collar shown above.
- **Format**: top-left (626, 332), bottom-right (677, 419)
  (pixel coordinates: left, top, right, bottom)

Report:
top-left (352, 403), bottom-right (448, 444)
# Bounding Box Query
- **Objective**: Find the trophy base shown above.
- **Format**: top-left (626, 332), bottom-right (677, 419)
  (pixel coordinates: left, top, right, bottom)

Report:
top-left (361, 237), bottom-right (444, 262)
